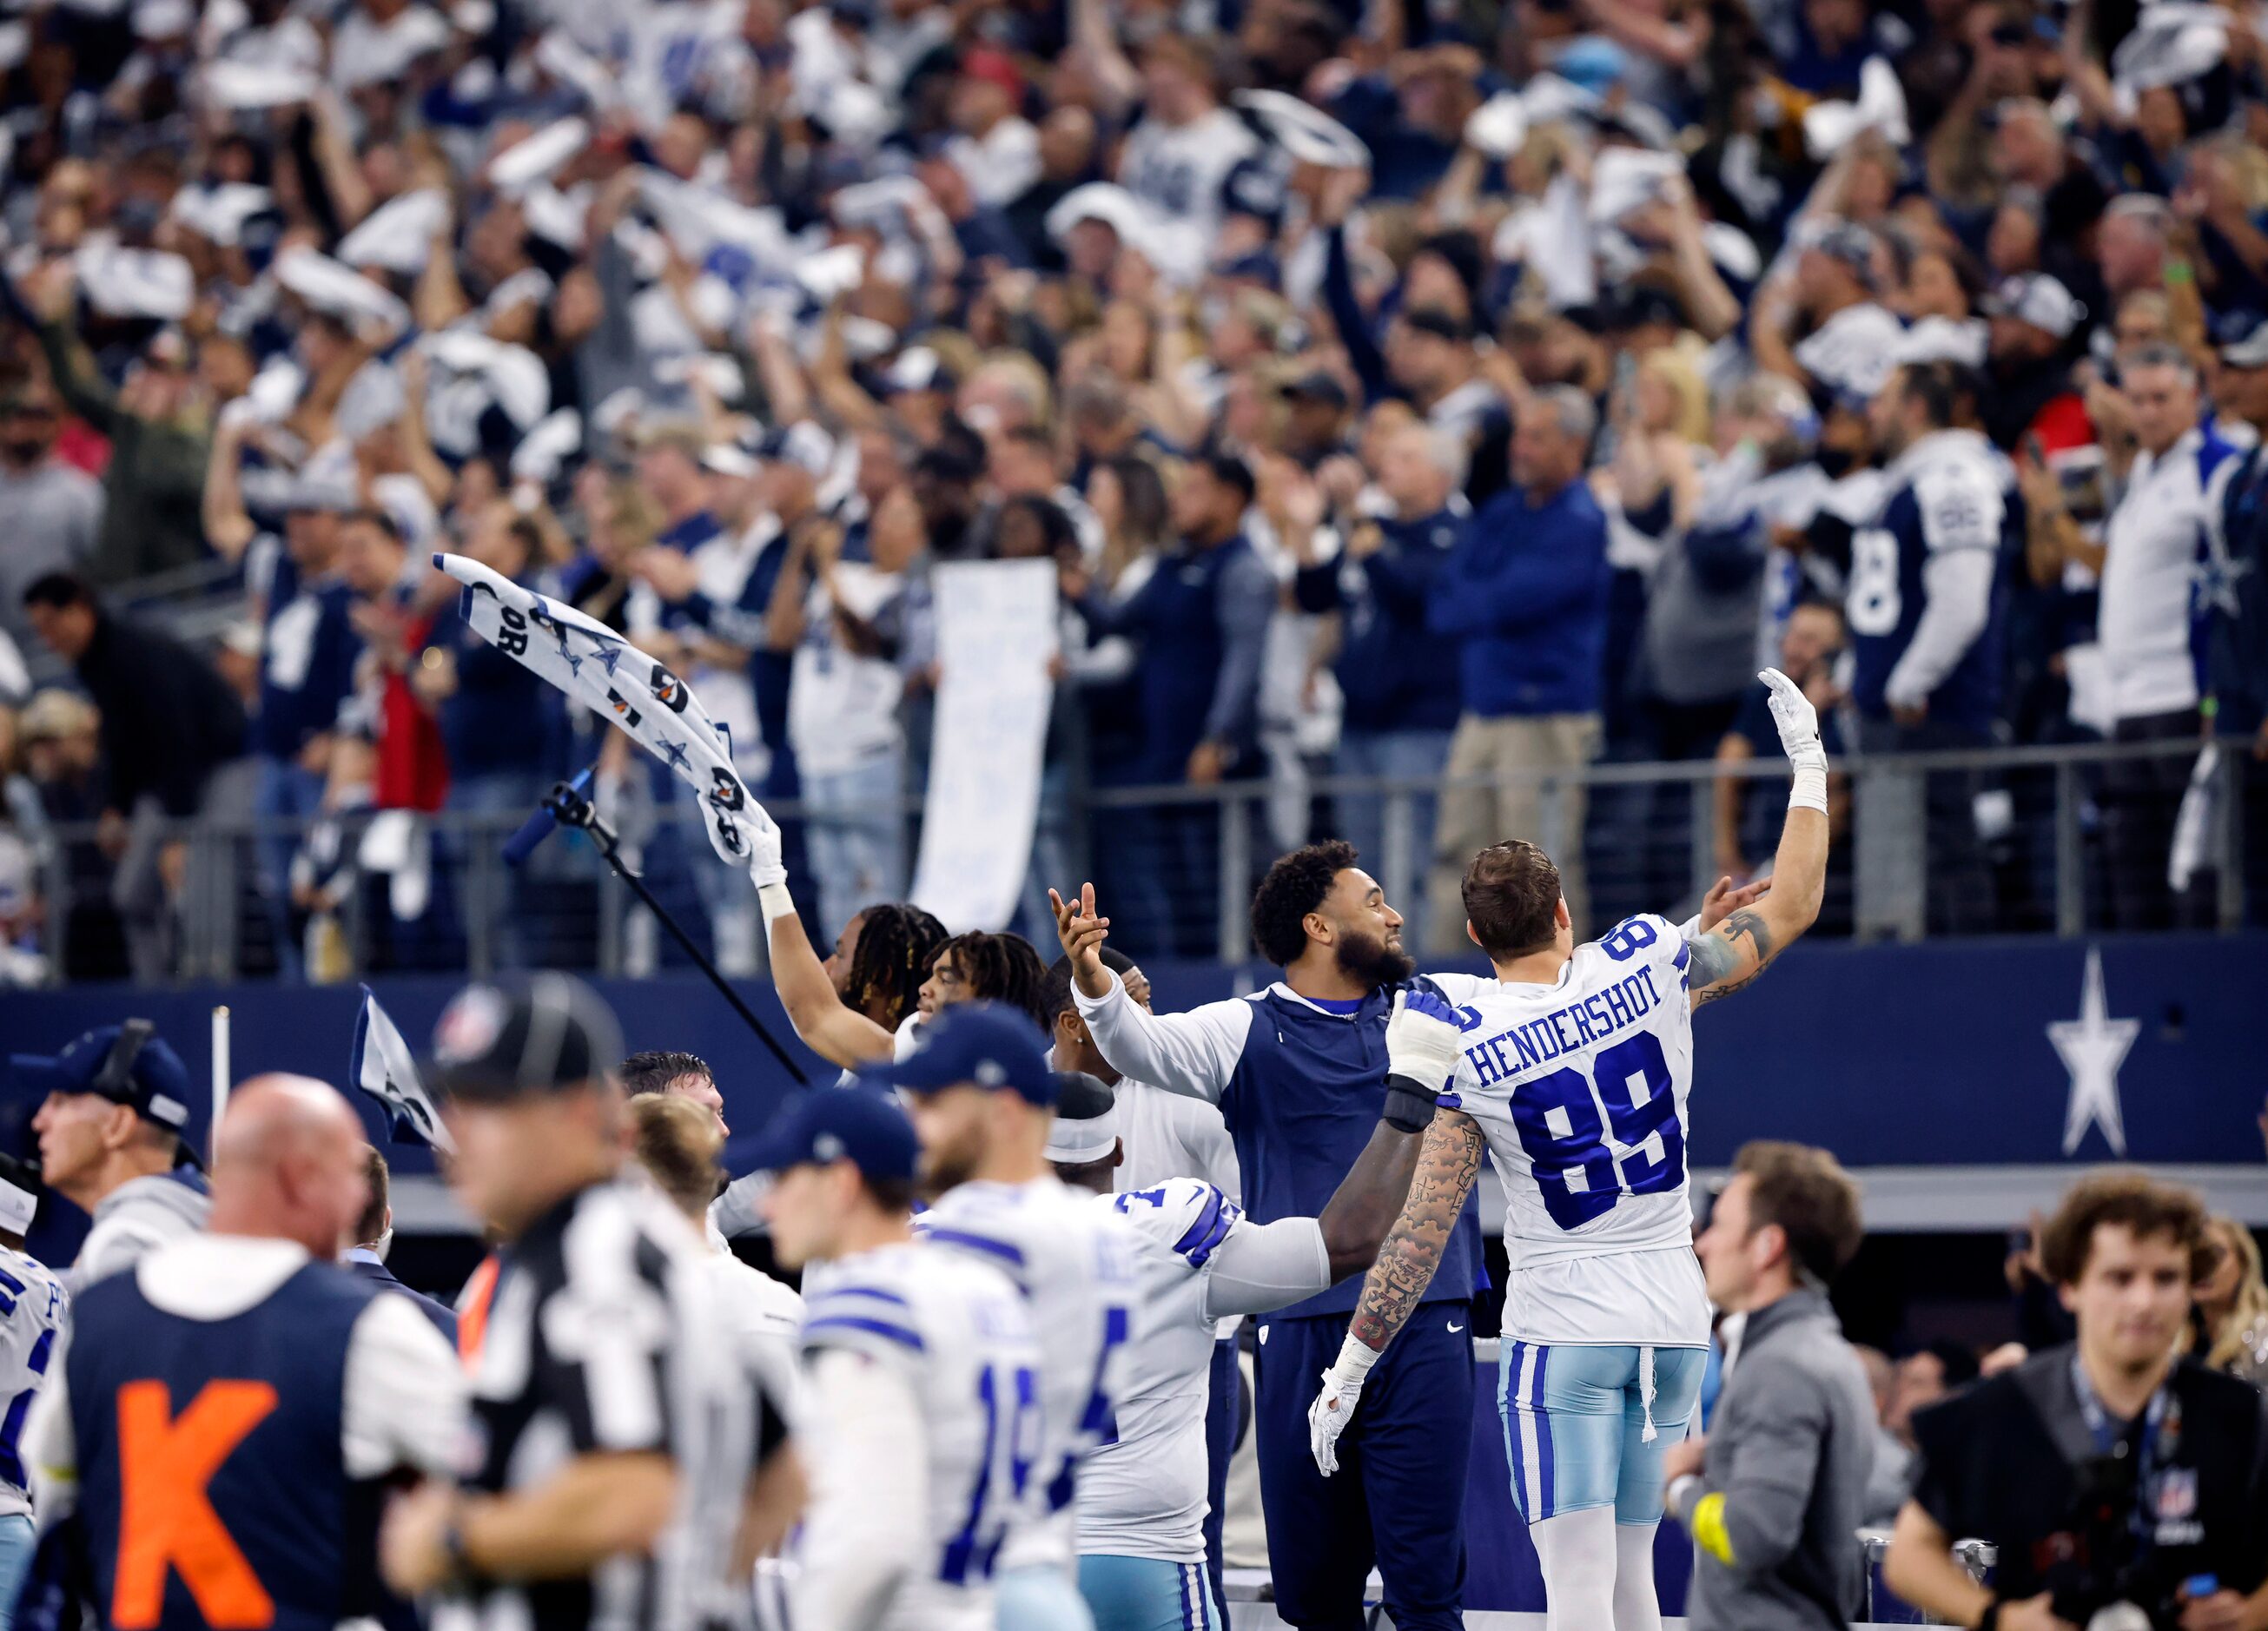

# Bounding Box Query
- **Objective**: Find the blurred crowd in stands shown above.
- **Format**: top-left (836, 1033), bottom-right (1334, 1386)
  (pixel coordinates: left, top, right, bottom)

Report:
top-left (0, 0), bottom-right (2264, 983)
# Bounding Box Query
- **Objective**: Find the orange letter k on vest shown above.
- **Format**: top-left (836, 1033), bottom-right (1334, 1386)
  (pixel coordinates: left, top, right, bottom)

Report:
top-left (114, 1379), bottom-right (279, 1630)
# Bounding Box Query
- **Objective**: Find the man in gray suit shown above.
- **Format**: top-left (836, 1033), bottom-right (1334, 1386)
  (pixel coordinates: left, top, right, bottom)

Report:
top-left (1666, 1141), bottom-right (1876, 1629)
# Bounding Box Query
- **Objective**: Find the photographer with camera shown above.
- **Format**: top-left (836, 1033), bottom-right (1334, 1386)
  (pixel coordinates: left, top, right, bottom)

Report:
top-left (1883, 1173), bottom-right (2268, 1631)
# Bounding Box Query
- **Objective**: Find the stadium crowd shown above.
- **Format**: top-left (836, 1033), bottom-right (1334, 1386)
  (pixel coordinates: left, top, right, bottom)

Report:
top-left (0, 0), bottom-right (2265, 983)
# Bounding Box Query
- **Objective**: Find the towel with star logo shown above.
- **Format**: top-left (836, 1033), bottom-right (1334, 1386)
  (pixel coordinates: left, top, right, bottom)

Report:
top-left (433, 552), bottom-right (781, 876)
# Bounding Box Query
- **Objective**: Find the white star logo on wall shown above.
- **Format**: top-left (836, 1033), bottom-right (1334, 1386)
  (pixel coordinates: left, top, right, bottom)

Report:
top-left (2049, 946), bottom-right (2139, 1157)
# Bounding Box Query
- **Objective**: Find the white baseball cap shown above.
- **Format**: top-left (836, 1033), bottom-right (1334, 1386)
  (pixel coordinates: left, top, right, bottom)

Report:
top-left (1985, 274), bottom-right (2085, 341)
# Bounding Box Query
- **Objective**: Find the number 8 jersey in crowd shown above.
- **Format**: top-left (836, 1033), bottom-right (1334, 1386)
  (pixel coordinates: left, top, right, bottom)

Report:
top-left (915, 1178), bottom-right (1140, 1574)
top-left (1434, 914), bottom-right (1708, 1350)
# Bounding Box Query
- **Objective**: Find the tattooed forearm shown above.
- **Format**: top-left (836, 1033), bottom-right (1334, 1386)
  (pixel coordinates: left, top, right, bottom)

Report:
top-left (1348, 1113), bottom-right (1485, 1352)
top-left (1686, 928), bottom-right (1738, 987)
top-left (1695, 967), bottom-right (1765, 1006)
top-left (1688, 907), bottom-right (1778, 1004)
top-left (1718, 907), bottom-right (1774, 963)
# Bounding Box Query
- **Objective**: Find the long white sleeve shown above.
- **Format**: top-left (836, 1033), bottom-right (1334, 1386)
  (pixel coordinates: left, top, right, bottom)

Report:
top-left (1070, 971), bottom-right (1251, 1105)
top-left (794, 1350), bottom-right (929, 1631)
top-left (1202, 1216), bottom-right (1332, 1320)
top-left (23, 1326), bottom-right (73, 1530)
top-left (1883, 547), bottom-right (1994, 709)
top-left (342, 1293), bottom-right (469, 1479)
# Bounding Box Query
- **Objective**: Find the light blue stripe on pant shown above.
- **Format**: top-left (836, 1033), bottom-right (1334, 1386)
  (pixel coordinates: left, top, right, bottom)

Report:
top-left (1077, 1556), bottom-right (1223, 1631)
top-left (1499, 1342), bottom-right (1708, 1525)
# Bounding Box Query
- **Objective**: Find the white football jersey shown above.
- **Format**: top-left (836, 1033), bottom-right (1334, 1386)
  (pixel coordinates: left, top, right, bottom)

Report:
top-left (1076, 1179), bottom-right (1328, 1564)
top-left (916, 1178), bottom-right (1138, 1572)
top-left (1112, 1079), bottom-right (1240, 1200)
top-left (796, 1241), bottom-right (1040, 1629)
top-left (1435, 916), bottom-right (1709, 1349)
top-left (0, 1246), bottom-right (65, 1517)
top-left (1115, 108), bottom-right (1259, 244)
top-left (703, 1254), bottom-right (803, 1428)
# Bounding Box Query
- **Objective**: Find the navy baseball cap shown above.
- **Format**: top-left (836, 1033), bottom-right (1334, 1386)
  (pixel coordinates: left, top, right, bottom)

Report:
top-left (11, 1021), bottom-right (202, 1156)
top-left (744, 1087), bottom-right (919, 1182)
top-left (2221, 316), bottom-right (2268, 369)
top-left (861, 1000), bottom-right (1058, 1105)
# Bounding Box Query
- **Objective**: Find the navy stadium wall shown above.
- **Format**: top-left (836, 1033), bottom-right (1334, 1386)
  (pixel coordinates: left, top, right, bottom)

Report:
top-left (4, 931), bottom-right (2262, 1249)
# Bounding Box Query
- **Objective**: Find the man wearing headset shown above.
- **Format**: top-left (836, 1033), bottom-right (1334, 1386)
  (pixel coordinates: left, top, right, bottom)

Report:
top-left (17, 1022), bottom-right (210, 1291)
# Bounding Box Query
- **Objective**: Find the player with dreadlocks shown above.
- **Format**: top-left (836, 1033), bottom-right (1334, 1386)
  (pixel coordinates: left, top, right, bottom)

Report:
top-left (919, 930), bottom-right (1051, 1032)
top-left (830, 905), bottom-right (950, 1033)
top-left (763, 889), bottom-right (949, 1070)
top-left (763, 895), bottom-right (1037, 1060)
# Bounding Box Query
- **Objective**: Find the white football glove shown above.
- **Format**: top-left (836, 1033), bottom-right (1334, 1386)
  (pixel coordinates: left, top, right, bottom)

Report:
top-left (1384, 990), bottom-right (1464, 1092)
top-left (1758, 667), bottom-right (1827, 772)
top-left (1306, 1336), bottom-right (1380, 1476)
top-left (747, 810), bottom-right (790, 908)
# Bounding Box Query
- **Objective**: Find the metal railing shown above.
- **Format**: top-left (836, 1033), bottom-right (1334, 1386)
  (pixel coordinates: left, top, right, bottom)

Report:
top-left (10, 734), bottom-right (2258, 986)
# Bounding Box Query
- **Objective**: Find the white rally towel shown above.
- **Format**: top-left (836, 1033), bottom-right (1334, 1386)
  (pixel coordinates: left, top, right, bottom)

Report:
top-left (350, 985), bottom-right (457, 1153)
top-left (434, 552), bottom-right (781, 878)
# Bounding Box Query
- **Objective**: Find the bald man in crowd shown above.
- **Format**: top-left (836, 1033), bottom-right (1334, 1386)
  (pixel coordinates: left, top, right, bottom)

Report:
top-left (25, 1076), bottom-right (466, 1631)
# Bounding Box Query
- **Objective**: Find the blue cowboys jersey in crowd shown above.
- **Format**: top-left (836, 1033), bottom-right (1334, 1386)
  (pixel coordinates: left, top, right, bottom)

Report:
top-left (1847, 429), bottom-right (2017, 734)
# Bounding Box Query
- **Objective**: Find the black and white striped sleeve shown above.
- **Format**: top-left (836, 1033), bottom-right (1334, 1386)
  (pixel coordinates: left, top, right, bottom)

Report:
top-left (538, 1200), bottom-right (682, 1455)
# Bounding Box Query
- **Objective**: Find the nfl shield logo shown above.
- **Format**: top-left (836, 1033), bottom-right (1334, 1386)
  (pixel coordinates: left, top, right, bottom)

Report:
top-left (2155, 1468), bottom-right (2198, 1521)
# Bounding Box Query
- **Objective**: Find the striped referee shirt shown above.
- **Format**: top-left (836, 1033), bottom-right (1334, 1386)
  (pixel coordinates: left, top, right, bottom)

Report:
top-left (448, 1179), bottom-right (757, 1631)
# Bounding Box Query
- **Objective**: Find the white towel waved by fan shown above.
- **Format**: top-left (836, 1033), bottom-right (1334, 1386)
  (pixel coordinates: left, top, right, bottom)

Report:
top-left (433, 552), bottom-right (783, 883)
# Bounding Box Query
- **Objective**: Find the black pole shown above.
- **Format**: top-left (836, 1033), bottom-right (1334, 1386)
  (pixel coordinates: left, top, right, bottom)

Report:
top-left (537, 778), bottom-right (810, 1086)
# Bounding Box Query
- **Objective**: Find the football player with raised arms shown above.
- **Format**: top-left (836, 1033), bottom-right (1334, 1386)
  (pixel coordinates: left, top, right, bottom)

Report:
top-left (1306, 667), bottom-right (1833, 1631)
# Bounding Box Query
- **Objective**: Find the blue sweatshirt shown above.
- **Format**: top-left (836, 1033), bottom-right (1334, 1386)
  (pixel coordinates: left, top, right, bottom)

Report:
top-left (2209, 443), bottom-right (2268, 737)
top-left (252, 554), bottom-right (362, 763)
top-left (1428, 479), bottom-right (1612, 717)
top-left (1294, 506), bottom-right (1465, 733)
top-left (1079, 533), bottom-right (1276, 780)
top-left (424, 591), bottom-right (554, 779)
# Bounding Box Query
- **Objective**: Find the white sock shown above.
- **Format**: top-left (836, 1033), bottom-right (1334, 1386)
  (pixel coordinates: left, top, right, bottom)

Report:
top-left (1613, 1522), bottom-right (1664, 1631)
top-left (1530, 1506), bottom-right (1617, 1631)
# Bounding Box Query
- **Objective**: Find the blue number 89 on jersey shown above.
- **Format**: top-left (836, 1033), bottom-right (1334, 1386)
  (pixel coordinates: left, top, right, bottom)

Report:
top-left (1508, 1030), bottom-right (1684, 1231)
top-left (1598, 917), bottom-right (1657, 961)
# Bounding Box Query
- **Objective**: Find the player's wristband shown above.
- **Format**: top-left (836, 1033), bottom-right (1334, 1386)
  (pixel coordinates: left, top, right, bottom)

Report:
top-left (1332, 1331), bottom-right (1383, 1381)
top-left (1382, 1072), bottom-right (1441, 1133)
top-left (1789, 764), bottom-right (1828, 816)
top-left (757, 880), bottom-right (796, 927)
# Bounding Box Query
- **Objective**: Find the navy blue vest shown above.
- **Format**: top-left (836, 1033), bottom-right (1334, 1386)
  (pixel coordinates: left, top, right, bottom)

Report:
top-left (1220, 981), bottom-right (1484, 1320)
top-left (68, 1260), bottom-right (383, 1631)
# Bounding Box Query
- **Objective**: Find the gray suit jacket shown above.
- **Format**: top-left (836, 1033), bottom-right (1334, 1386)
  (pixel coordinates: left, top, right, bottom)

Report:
top-left (1677, 1289), bottom-right (1878, 1631)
